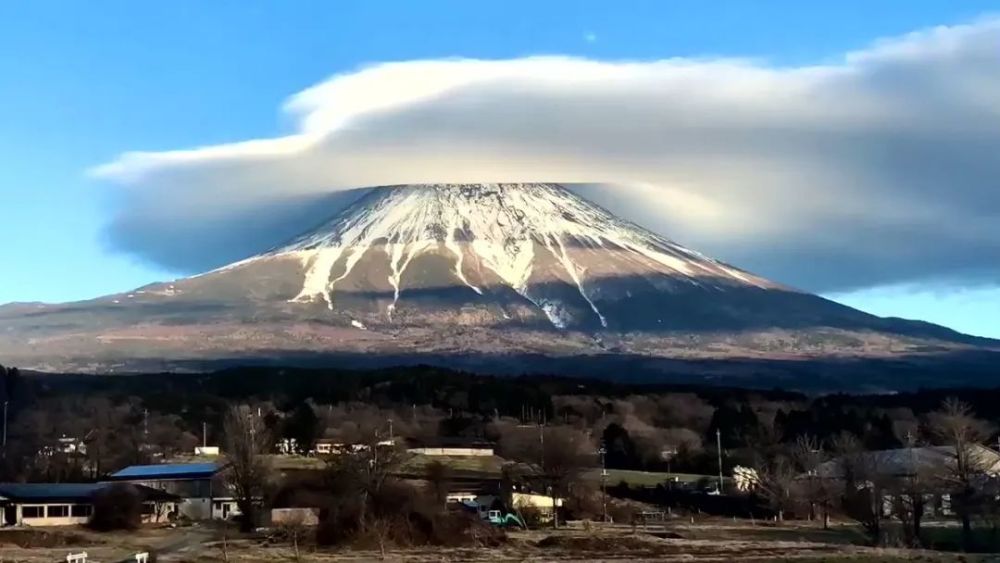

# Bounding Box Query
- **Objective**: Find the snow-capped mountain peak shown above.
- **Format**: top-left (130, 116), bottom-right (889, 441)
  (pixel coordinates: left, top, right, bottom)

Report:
top-left (248, 183), bottom-right (775, 327)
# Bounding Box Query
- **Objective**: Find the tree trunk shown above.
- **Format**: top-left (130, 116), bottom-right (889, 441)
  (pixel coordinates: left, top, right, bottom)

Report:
top-left (359, 491), bottom-right (368, 533)
top-left (239, 503), bottom-right (255, 533)
top-left (961, 511), bottom-right (973, 551)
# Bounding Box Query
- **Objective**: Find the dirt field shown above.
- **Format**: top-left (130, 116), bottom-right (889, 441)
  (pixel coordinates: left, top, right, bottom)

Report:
top-left (0, 522), bottom-right (992, 562)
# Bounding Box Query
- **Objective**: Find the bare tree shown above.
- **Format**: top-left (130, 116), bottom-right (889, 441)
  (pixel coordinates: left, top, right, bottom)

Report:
top-left (324, 428), bottom-right (407, 534)
top-left (425, 460), bottom-right (452, 508)
top-left (832, 432), bottom-right (888, 546)
top-left (927, 398), bottom-right (994, 551)
top-left (884, 430), bottom-right (935, 547)
top-left (81, 397), bottom-right (131, 478)
top-left (541, 426), bottom-right (596, 488)
top-left (276, 510), bottom-right (309, 561)
top-left (791, 434), bottom-right (832, 528)
top-left (224, 405), bottom-right (274, 532)
top-left (756, 455), bottom-right (797, 521)
top-left (746, 417), bottom-right (796, 522)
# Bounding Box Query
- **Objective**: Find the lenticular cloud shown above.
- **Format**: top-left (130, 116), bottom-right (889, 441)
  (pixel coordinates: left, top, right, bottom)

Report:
top-left (94, 19), bottom-right (1000, 293)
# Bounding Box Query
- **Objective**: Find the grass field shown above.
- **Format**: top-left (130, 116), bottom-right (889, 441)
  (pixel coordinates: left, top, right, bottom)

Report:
top-left (584, 468), bottom-right (721, 487)
top-left (400, 453), bottom-right (508, 475)
top-left (262, 454), bottom-right (724, 487)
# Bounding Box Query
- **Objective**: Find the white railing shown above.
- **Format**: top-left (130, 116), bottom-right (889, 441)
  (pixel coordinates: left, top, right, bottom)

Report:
top-left (66, 553), bottom-right (88, 563)
top-left (135, 552), bottom-right (150, 563)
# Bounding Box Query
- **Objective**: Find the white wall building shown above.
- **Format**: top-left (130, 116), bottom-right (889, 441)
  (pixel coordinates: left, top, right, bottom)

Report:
top-left (0, 483), bottom-right (177, 527)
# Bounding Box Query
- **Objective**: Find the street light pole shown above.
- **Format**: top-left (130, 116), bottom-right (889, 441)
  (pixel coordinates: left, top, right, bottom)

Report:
top-left (716, 428), bottom-right (723, 493)
top-left (2, 400), bottom-right (7, 455)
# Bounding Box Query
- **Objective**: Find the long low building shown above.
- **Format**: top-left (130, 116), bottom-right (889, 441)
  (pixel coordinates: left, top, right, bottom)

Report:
top-left (0, 483), bottom-right (177, 527)
top-left (406, 437), bottom-right (495, 457)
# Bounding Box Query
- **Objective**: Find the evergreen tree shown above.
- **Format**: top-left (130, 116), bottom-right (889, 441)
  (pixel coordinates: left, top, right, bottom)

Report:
top-left (283, 403), bottom-right (321, 454)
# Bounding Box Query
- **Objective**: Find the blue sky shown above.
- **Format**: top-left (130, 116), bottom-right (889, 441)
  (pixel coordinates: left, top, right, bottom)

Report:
top-left (2, 1), bottom-right (999, 337)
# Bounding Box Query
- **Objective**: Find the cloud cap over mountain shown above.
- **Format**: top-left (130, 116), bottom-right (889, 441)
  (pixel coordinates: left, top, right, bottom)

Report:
top-left (93, 18), bottom-right (1000, 293)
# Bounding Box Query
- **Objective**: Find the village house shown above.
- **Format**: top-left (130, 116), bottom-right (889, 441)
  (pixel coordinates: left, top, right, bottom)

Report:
top-left (808, 445), bottom-right (1000, 516)
top-left (0, 483), bottom-right (177, 527)
top-left (105, 462), bottom-right (238, 521)
top-left (312, 437), bottom-right (397, 455)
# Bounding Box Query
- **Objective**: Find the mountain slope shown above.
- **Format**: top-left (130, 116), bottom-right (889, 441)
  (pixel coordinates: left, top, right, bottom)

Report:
top-left (0, 183), bottom-right (994, 376)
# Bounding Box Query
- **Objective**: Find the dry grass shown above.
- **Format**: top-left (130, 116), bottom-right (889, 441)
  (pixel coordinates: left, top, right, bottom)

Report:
top-left (0, 526), bottom-right (165, 562)
top-left (161, 527), bottom-right (988, 562)
top-left (0, 521), bottom-right (990, 562)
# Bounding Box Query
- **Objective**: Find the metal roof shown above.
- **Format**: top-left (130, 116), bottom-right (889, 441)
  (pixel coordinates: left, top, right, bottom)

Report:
top-left (0, 483), bottom-right (104, 502)
top-left (0, 482), bottom-right (181, 503)
top-left (109, 462), bottom-right (222, 480)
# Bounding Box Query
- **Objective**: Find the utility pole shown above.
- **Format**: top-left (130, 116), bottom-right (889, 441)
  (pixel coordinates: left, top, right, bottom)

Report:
top-left (599, 445), bottom-right (608, 522)
top-left (716, 428), bottom-right (724, 494)
top-left (387, 419), bottom-right (393, 442)
top-left (202, 422), bottom-right (208, 448)
top-left (538, 421), bottom-right (545, 472)
top-left (2, 400), bottom-right (7, 455)
top-left (143, 408), bottom-right (149, 438)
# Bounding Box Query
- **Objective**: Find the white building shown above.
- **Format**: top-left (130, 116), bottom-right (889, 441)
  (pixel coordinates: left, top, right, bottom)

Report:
top-left (312, 438), bottom-right (396, 455)
top-left (0, 483), bottom-right (177, 527)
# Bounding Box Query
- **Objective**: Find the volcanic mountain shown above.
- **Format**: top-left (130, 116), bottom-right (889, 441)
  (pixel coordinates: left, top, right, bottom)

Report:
top-left (0, 183), bottom-right (993, 383)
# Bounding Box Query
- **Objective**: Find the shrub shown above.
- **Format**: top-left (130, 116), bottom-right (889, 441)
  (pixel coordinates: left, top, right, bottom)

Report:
top-left (89, 483), bottom-right (142, 531)
top-left (315, 480), bottom-right (505, 548)
top-left (515, 503), bottom-right (544, 528)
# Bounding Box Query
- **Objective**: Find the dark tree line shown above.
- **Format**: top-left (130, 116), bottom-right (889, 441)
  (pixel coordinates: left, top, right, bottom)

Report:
top-left (0, 364), bottom-right (998, 479)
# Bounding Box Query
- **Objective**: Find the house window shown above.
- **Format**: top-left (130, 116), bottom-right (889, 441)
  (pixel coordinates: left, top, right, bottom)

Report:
top-left (142, 503), bottom-right (156, 515)
top-left (21, 506), bottom-right (44, 518)
top-left (71, 505), bottom-right (92, 517)
top-left (47, 505), bottom-right (69, 518)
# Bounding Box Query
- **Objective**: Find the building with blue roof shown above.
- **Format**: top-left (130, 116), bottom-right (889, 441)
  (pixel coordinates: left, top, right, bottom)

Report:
top-left (0, 482), bottom-right (178, 527)
top-left (106, 462), bottom-right (236, 521)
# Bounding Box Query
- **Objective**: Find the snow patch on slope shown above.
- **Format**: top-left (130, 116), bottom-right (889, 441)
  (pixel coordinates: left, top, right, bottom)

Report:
top-left (545, 234), bottom-right (607, 327)
top-left (446, 226), bottom-right (482, 295)
top-left (292, 248), bottom-right (343, 307)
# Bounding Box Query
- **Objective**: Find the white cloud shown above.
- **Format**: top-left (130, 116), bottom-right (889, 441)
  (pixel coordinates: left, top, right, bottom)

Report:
top-left (93, 18), bottom-right (1000, 293)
